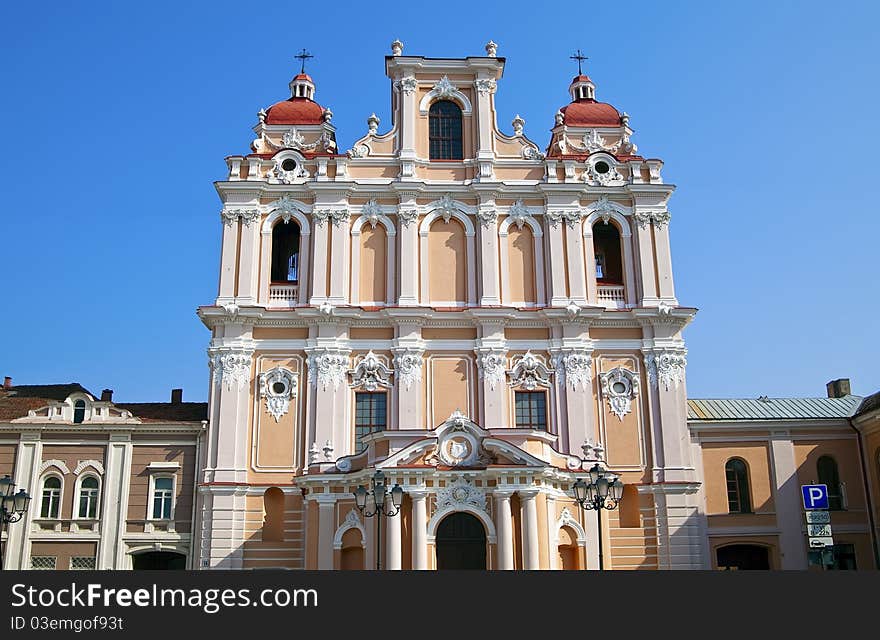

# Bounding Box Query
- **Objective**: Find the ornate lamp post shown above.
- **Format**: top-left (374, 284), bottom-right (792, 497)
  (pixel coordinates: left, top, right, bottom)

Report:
top-left (354, 470), bottom-right (403, 571)
top-left (572, 463), bottom-right (624, 571)
top-left (0, 475), bottom-right (31, 571)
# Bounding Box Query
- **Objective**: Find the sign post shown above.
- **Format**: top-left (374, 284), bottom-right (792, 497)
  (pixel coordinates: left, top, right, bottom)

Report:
top-left (801, 484), bottom-right (833, 569)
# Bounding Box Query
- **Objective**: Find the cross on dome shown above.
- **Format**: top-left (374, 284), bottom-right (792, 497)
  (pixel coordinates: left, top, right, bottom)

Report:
top-left (295, 48), bottom-right (314, 74)
top-left (570, 49), bottom-right (588, 75)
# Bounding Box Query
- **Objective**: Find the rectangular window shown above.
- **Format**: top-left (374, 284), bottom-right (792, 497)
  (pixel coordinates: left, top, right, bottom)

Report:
top-left (151, 476), bottom-right (175, 520)
top-left (70, 556), bottom-right (96, 571)
top-left (30, 556), bottom-right (57, 570)
top-left (355, 392), bottom-right (387, 452)
top-left (40, 487), bottom-right (61, 519)
top-left (514, 391), bottom-right (547, 430)
top-left (808, 543), bottom-right (857, 570)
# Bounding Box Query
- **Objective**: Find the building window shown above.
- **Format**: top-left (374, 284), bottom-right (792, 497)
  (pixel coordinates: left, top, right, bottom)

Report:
top-left (271, 221), bottom-right (300, 282)
top-left (514, 391), bottom-right (547, 430)
top-left (592, 222), bottom-right (623, 284)
top-left (73, 399), bottom-right (86, 423)
top-left (817, 455), bottom-right (843, 510)
top-left (77, 476), bottom-right (100, 519)
top-left (725, 458), bottom-right (752, 514)
top-left (40, 476), bottom-right (62, 518)
top-left (151, 476), bottom-right (175, 520)
top-left (70, 556), bottom-right (96, 571)
top-left (30, 556), bottom-right (57, 570)
top-left (354, 392), bottom-right (387, 452)
top-left (429, 100), bottom-right (463, 160)
top-left (808, 543), bottom-right (857, 570)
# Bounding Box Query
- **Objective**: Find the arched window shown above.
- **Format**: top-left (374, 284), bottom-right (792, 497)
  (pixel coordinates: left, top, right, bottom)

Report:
top-left (817, 455), bottom-right (843, 510)
top-left (429, 100), bottom-right (463, 160)
top-left (725, 458), bottom-right (752, 513)
top-left (78, 476), bottom-right (100, 519)
top-left (592, 221), bottom-right (623, 284)
top-left (73, 399), bottom-right (86, 423)
top-left (262, 487), bottom-right (285, 542)
top-left (271, 221), bottom-right (300, 283)
top-left (41, 476), bottom-right (62, 518)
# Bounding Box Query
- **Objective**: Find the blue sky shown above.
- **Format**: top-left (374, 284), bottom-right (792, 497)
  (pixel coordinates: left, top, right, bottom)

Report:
top-left (1, 1), bottom-right (877, 401)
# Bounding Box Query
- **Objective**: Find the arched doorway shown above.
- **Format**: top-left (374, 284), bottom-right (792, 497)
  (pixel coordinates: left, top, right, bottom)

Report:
top-left (557, 525), bottom-right (580, 570)
top-left (132, 551), bottom-right (187, 570)
top-left (716, 544), bottom-right (771, 570)
top-left (436, 512), bottom-right (486, 570)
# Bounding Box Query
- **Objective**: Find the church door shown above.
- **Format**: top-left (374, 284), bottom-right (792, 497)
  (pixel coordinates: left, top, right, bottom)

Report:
top-left (436, 512), bottom-right (487, 570)
top-left (131, 551), bottom-right (187, 570)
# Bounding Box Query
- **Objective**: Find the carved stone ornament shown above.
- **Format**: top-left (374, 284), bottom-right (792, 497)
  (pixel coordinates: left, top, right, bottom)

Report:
top-left (634, 209), bottom-right (671, 230)
top-left (476, 207), bottom-right (497, 228)
top-left (512, 114), bottom-right (525, 135)
top-left (395, 76), bottom-right (417, 95)
top-left (307, 350), bottom-right (350, 391)
top-left (585, 159), bottom-right (625, 186)
top-left (436, 476), bottom-right (487, 510)
top-left (347, 143), bottom-right (369, 158)
top-left (360, 199), bottom-right (383, 228)
top-left (599, 367), bottom-right (640, 421)
top-left (397, 207), bottom-right (419, 227)
top-left (507, 200), bottom-right (531, 229)
top-left (590, 195), bottom-right (618, 225)
top-left (475, 78), bottom-right (496, 95)
top-left (581, 130), bottom-right (610, 153)
top-left (547, 209), bottom-right (583, 229)
top-left (282, 127), bottom-right (306, 150)
top-left (259, 367), bottom-right (298, 422)
top-left (313, 208), bottom-right (350, 228)
top-left (221, 208), bottom-right (259, 227)
top-left (552, 350), bottom-right (593, 391)
top-left (507, 351), bottom-right (553, 390)
top-left (270, 158), bottom-right (309, 183)
top-left (367, 113), bottom-right (380, 133)
top-left (582, 440), bottom-right (605, 461)
top-left (485, 40), bottom-right (497, 57)
top-left (477, 350), bottom-right (507, 391)
top-left (349, 351), bottom-right (393, 391)
top-left (523, 145), bottom-right (545, 161)
top-left (210, 349), bottom-right (253, 391)
top-left (645, 348), bottom-right (687, 391)
top-left (270, 195), bottom-right (301, 224)
top-left (433, 76), bottom-right (457, 98)
top-left (393, 348), bottom-right (423, 391)
top-left (436, 194), bottom-right (458, 223)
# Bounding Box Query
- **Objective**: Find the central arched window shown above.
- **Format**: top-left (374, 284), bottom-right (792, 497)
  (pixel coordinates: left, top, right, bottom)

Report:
top-left (41, 476), bottom-right (62, 518)
top-left (429, 100), bottom-right (463, 160)
top-left (817, 455), bottom-right (843, 510)
top-left (73, 399), bottom-right (86, 424)
top-left (725, 458), bottom-right (752, 513)
top-left (271, 221), bottom-right (300, 282)
top-left (593, 222), bottom-right (623, 284)
top-left (78, 476), bottom-right (100, 519)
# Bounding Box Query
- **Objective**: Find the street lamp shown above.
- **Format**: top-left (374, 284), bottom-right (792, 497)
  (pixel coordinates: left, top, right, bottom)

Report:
top-left (354, 470), bottom-right (403, 570)
top-left (0, 475), bottom-right (32, 571)
top-left (572, 463), bottom-right (624, 570)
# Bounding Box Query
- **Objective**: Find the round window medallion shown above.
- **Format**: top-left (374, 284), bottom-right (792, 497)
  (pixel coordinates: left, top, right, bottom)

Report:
top-left (594, 161), bottom-right (610, 174)
top-left (272, 381), bottom-right (287, 394)
top-left (281, 158), bottom-right (297, 172)
top-left (612, 381), bottom-right (627, 394)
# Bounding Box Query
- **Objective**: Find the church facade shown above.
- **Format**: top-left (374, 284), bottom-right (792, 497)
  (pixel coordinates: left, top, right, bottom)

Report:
top-left (2, 42), bottom-right (878, 571)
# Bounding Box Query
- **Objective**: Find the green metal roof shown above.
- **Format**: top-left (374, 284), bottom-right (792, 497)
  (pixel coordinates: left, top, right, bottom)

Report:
top-left (687, 395), bottom-right (862, 422)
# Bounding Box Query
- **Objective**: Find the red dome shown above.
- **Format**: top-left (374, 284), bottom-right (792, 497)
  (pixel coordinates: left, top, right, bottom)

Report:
top-left (561, 100), bottom-right (621, 127)
top-left (265, 98), bottom-right (325, 125)
top-left (292, 73), bottom-right (313, 82)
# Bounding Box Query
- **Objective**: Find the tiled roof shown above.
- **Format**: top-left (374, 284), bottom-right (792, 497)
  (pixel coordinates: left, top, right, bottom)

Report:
top-left (687, 396), bottom-right (863, 421)
top-left (855, 391), bottom-right (880, 417)
top-left (115, 402), bottom-right (207, 423)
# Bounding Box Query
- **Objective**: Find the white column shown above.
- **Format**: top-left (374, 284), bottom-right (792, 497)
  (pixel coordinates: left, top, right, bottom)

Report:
top-left (520, 489), bottom-right (540, 569)
top-left (479, 217), bottom-right (500, 305)
top-left (653, 223), bottom-right (677, 303)
top-left (236, 217), bottom-right (260, 304)
top-left (209, 341), bottom-right (253, 484)
top-left (494, 491), bottom-right (514, 570)
top-left (622, 229), bottom-right (637, 306)
top-left (534, 229), bottom-right (546, 306)
top-left (218, 218), bottom-right (239, 303)
top-left (306, 345), bottom-right (351, 460)
top-left (328, 220), bottom-right (349, 304)
top-left (583, 227), bottom-right (598, 304)
top-left (546, 495), bottom-right (558, 570)
top-left (386, 509), bottom-right (402, 570)
top-left (258, 228), bottom-right (271, 304)
top-left (546, 223), bottom-right (568, 305)
top-left (97, 434), bottom-right (132, 569)
top-left (385, 231), bottom-right (396, 305)
top-left (564, 225), bottom-right (587, 304)
top-left (398, 215), bottom-right (419, 305)
top-left (6, 434), bottom-right (40, 569)
top-left (770, 433), bottom-right (809, 569)
top-left (410, 491), bottom-right (428, 570)
top-left (634, 221), bottom-right (658, 305)
top-left (466, 232), bottom-right (477, 305)
top-left (317, 495), bottom-right (336, 569)
top-left (350, 227), bottom-right (362, 305)
top-left (309, 220), bottom-right (329, 304)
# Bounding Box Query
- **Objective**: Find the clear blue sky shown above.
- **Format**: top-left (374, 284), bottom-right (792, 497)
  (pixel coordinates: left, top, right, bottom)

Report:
top-left (2, 1), bottom-right (878, 402)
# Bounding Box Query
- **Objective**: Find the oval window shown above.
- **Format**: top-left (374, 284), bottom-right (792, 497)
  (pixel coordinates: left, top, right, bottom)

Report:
top-left (612, 381), bottom-right (627, 394)
top-left (272, 381), bottom-right (287, 395)
top-left (594, 161), bottom-right (610, 174)
top-left (281, 158), bottom-right (297, 172)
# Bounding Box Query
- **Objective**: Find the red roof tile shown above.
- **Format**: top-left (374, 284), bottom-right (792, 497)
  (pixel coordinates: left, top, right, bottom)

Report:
top-left (265, 98), bottom-right (325, 125)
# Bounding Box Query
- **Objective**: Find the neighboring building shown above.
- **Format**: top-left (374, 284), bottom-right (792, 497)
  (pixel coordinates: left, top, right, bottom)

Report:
top-left (0, 378), bottom-right (205, 569)
top-left (3, 43), bottom-right (878, 571)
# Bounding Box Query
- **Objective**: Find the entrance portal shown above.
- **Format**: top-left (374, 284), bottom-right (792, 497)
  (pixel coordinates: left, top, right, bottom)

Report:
top-left (716, 544), bottom-right (770, 570)
top-left (436, 512), bottom-right (487, 570)
top-left (131, 551), bottom-right (187, 570)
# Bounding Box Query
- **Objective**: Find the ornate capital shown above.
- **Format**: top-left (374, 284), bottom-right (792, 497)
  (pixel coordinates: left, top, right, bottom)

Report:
top-left (551, 349), bottom-right (593, 391)
top-left (392, 347), bottom-right (424, 391)
top-left (395, 76), bottom-right (417, 95)
top-left (313, 208), bottom-right (350, 228)
top-left (645, 348), bottom-right (687, 391)
top-left (259, 367), bottom-right (298, 422)
top-left (474, 78), bottom-right (497, 95)
top-left (349, 351), bottom-right (394, 391)
top-left (220, 208), bottom-right (260, 227)
top-left (476, 206), bottom-right (497, 228)
top-left (306, 348), bottom-right (351, 392)
top-left (547, 209), bottom-right (583, 229)
top-left (476, 349), bottom-right (507, 391)
top-left (634, 209), bottom-right (671, 230)
top-left (210, 348), bottom-right (254, 391)
top-left (397, 207), bottom-right (419, 227)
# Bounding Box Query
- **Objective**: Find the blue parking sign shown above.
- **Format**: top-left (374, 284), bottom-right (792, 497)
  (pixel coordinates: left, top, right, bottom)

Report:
top-left (802, 484), bottom-right (829, 510)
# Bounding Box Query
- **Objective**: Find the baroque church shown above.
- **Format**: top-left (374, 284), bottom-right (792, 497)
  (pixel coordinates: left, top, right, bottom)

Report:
top-left (1, 42), bottom-right (878, 571)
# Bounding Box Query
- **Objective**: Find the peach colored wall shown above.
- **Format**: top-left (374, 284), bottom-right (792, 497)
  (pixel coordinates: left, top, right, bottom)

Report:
top-left (359, 223), bottom-right (387, 302)
top-left (701, 442), bottom-right (775, 515)
top-left (428, 218), bottom-right (467, 303)
top-left (40, 445), bottom-right (106, 520)
top-left (253, 328), bottom-right (309, 339)
top-left (347, 165), bottom-right (400, 179)
top-left (430, 356), bottom-right (472, 427)
top-left (590, 328), bottom-right (644, 340)
top-left (253, 357), bottom-right (301, 471)
top-left (504, 328), bottom-right (549, 340)
top-left (494, 167), bottom-right (545, 181)
top-left (30, 542), bottom-right (98, 569)
top-left (243, 490), bottom-right (304, 569)
top-left (865, 431), bottom-right (880, 527)
top-left (422, 328), bottom-right (477, 340)
top-left (127, 445), bottom-right (195, 533)
top-left (793, 439), bottom-right (866, 510)
top-left (506, 225), bottom-right (536, 303)
top-left (595, 355), bottom-right (644, 468)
